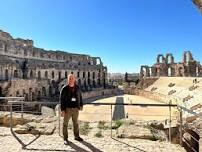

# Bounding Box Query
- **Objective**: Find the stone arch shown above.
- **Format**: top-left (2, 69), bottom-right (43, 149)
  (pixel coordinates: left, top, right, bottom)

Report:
top-left (140, 66), bottom-right (150, 77)
top-left (14, 70), bottom-right (18, 78)
top-left (167, 67), bottom-right (172, 77)
top-left (178, 67), bottom-right (184, 77)
top-left (157, 54), bottom-right (165, 63)
top-left (0, 87), bottom-right (2, 96)
top-left (24, 49), bottom-right (27, 56)
top-left (52, 71), bottom-right (55, 79)
top-left (65, 71), bottom-right (68, 78)
top-left (38, 71), bottom-right (41, 79)
top-left (93, 80), bottom-right (96, 87)
top-left (183, 51), bottom-right (193, 64)
top-left (29, 88), bottom-right (33, 101)
top-left (77, 71), bottom-right (80, 78)
top-left (42, 87), bottom-right (46, 96)
top-left (16, 90), bottom-right (20, 97)
top-left (58, 71), bottom-right (61, 80)
top-left (78, 79), bottom-right (81, 87)
top-left (166, 53), bottom-right (174, 64)
top-left (83, 72), bottom-right (86, 78)
top-left (93, 72), bottom-right (95, 79)
top-left (0, 41), bottom-right (4, 50)
top-left (49, 86), bottom-right (52, 97)
top-left (37, 91), bottom-right (41, 100)
top-left (87, 78), bottom-right (91, 86)
top-left (196, 66), bottom-right (199, 77)
top-left (96, 57), bottom-right (102, 65)
top-left (30, 70), bottom-right (33, 78)
top-left (5, 69), bottom-right (9, 80)
top-left (32, 51), bottom-right (36, 57)
top-left (88, 71), bottom-right (90, 78)
top-left (97, 78), bottom-right (101, 86)
top-left (45, 71), bottom-right (48, 78)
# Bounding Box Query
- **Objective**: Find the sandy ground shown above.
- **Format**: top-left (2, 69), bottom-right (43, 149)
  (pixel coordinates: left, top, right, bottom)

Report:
top-left (79, 94), bottom-right (178, 123)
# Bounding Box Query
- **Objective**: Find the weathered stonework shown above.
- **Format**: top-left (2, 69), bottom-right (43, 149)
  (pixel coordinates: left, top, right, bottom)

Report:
top-left (0, 30), bottom-right (108, 101)
top-left (140, 52), bottom-right (202, 78)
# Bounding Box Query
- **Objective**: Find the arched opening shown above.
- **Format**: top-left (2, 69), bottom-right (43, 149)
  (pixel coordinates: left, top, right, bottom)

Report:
top-left (0, 87), bottom-right (3, 97)
top-left (168, 67), bottom-right (172, 77)
top-left (178, 67), bottom-right (183, 77)
top-left (184, 51), bottom-right (193, 64)
top-left (83, 72), bottom-right (86, 78)
top-left (88, 72), bottom-right (90, 78)
top-left (78, 79), bottom-right (81, 87)
top-left (14, 70), bottom-right (18, 78)
top-left (37, 91), bottom-right (41, 100)
top-left (159, 56), bottom-right (163, 63)
top-left (58, 71), bottom-right (61, 80)
top-left (149, 68), bottom-right (152, 77)
top-left (38, 71), bottom-right (41, 79)
top-left (93, 72), bottom-right (95, 79)
top-left (65, 71), bottom-right (68, 78)
top-left (24, 49), bottom-right (27, 56)
top-left (49, 86), bottom-right (52, 97)
top-left (77, 71), bottom-right (80, 78)
top-left (157, 55), bottom-right (165, 63)
top-left (32, 51), bottom-right (36, 57)
top-left (52, 71), bottom-right (55, 79)
top-left (45, 71), bottom-right (48, 78)
top-left (42, 87), bottom-right (46, 96)
top-left (30, 70), bottom-right (33, 78)
top-left (29, 88), bottom-right (32, 101)
top-left (16, 91), bottom-right (20, 97)
top-left (5, 69), bottom-right (8, 80)
top-left (97, 78), bottom-right (101, 86)
top-left (166, 54), bottom-right (174, 64)
top-left (141, 67), bottom-right (147, 77)
top-left (196, 67), bottom-right (199, 77)
top-left (96, 58), bottom-right (101, 65)
top-left (93, 80), bottom-right (96, 87)
top-left (88, 78), bottom-right (91, 86)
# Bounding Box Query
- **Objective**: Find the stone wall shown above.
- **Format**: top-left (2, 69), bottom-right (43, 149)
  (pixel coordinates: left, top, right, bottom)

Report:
top-left (140, 51), bottom-right (202, 78)
top-left (124, 88), bottom-right (167, 102)
top-left (0, 29), bottom-right (109, 100)
top-left (82, 88), bottom-right (120, 100)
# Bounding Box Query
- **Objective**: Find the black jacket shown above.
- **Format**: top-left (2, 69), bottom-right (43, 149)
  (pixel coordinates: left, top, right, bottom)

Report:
top-left (60, 84), bottom-right (83, 111)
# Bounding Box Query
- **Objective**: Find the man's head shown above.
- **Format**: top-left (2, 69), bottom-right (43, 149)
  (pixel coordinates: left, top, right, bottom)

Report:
top-left (67, 74), bottom-right (76, 87)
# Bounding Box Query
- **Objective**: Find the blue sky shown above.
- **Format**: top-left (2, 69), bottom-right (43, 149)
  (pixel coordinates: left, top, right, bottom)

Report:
top-left (0, 0), bottom-right (201, 73)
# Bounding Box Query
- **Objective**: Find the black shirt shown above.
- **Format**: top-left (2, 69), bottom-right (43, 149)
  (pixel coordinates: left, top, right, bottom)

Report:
top-left (60, 84), bottom-right (83, 111)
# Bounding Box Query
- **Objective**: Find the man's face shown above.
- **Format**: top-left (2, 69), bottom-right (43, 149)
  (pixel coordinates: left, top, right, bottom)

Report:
top-left (68, 75), bottom-right (75, 86)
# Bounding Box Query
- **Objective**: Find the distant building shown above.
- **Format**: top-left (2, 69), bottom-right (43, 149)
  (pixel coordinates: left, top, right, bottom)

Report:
top-left (108, 73), bottom-right (125, 86)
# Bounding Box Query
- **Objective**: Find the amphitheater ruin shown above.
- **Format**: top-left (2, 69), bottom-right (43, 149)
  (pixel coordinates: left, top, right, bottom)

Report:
top-left (0, 30), bottom-right (201, 152)
top-left (0, 29), bottom-right (115, 103)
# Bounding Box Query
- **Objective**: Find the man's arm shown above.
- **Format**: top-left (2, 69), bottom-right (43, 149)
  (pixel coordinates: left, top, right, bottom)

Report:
top-left (60, 86), bottom-right (66, 113)
top-left (78, 87), bottom-right (83, 110)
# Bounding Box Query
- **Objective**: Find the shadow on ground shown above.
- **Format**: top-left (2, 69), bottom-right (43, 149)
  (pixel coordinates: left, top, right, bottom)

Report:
top-left (112, 96), bottom-right (125, 120)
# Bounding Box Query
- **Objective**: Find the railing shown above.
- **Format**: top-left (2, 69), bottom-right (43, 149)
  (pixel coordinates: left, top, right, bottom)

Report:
top-left (177, 105), bottom-right (201, 152)
top-left (1, 96), bottom-right (197, 151)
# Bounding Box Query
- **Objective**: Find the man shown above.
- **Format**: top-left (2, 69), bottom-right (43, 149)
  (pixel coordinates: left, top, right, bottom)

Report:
top-left (60, 74), bottom-right (83, 145)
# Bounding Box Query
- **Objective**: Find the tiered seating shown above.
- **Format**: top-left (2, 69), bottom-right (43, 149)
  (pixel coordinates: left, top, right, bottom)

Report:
top-left (144, 77), bottom-right (202, 122)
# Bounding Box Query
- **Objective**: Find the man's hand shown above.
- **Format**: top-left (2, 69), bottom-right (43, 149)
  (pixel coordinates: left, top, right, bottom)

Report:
top-left (61, 111), bottom-right (65, 117)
